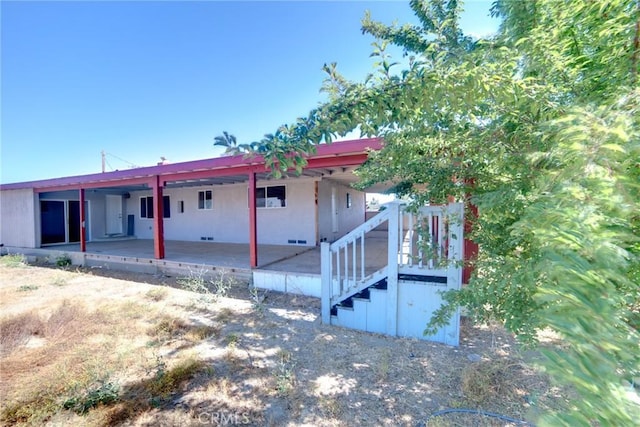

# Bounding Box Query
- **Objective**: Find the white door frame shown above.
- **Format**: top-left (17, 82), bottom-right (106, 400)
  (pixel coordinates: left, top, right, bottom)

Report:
top-left (105, 195), bottom-right (123, 235)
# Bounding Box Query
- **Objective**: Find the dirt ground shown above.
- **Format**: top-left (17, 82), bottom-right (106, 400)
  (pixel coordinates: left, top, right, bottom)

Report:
top-left (0, 257), bottom-right (565, 426)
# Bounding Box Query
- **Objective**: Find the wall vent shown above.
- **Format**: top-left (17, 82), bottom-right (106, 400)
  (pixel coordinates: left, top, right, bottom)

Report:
top-left (287, 239), bottom-right (307, 245)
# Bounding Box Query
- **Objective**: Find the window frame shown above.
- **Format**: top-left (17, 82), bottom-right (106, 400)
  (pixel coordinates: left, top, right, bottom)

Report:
top-left (198, 190), bottom-right (213, 210)
top-left (140, 195), bottom-right (171, 219)
top-left (251, 184), bottom-right (287, 209)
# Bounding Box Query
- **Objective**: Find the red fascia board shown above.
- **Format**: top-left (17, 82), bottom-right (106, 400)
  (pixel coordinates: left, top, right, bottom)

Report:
top-left (160, 166), bottom-right (259, 185)
top-left (33, 177), bottom-right (153, 193)
top-left (305, 153), bottom-right (369, 169)
top-left (1, 138), bottom-right (383, 191)
top-left (160, 153), bottom-right (369, 184)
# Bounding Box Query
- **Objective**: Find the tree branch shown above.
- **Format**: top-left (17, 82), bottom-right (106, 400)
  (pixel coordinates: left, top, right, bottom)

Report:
top-left (632, 0), bottom-right (640, 85)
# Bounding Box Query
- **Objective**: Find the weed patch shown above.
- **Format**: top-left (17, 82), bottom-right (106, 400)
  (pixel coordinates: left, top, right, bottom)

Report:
top-left (214, 307), bottom-right (234, 323)
top-left (55, 254), bottom-right (72, 268)
top-left (0, 311), bottom-right (45, 356)
top-left (274, 349), bottom-right (295, 397)
top-left (461, 359), bottom-right (524, 406)
top-left (374, 348), bottom-right (391, 382)
top-left (148, 315), bottom-right (190, 342)
top-left (145, 357), bottom-right (209, 399)
top-left (50, 276), bottom-right (68, 286)
top-left (16, 284), bottom-right (39, 292)
top-left (186, 324), bottom-right (221, 341)
top-left (63, 380), bottom-right (120, 414)
top-left (0, 254), bottom-right (26, 268)
top-left (250, 285), bottom-right (268, 315)
top-left (145, 287), bottom-right (168, 302)
top-left (177, 268), bottom-right (237, 302)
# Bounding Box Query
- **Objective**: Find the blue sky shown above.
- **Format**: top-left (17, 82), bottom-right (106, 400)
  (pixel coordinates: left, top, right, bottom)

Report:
top-left (1, 1), bottom-right (499, 184)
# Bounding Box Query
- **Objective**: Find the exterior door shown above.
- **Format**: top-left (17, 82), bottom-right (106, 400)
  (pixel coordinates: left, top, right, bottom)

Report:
top-left (40, 201), bottom-right (66, 244)
top-left (106, 195), bottom-right (123, 235)
top-left (68, 201), bottom-right (81, 243)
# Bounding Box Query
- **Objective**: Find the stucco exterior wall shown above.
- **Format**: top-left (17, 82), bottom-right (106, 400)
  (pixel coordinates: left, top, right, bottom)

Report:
top-left (126, 178), bottom-right (318, 246)
top-left (0, 189), bottom-right (37, 248)
top-left (317, 180), bottom-right (366, 242)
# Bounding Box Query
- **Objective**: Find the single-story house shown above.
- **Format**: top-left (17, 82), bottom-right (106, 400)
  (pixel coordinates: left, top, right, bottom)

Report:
top-left (0, 138), bottom-right (384, 266)
top-left (0, 137), bottom-right (469, 345)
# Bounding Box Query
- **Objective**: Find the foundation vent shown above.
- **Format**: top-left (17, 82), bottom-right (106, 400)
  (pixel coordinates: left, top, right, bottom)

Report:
top-left (287, 239), bottom-right (307, 245)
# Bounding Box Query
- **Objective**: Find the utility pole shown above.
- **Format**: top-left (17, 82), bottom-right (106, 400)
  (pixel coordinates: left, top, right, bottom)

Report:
top-left (101, 150), bottom-right (106, 173)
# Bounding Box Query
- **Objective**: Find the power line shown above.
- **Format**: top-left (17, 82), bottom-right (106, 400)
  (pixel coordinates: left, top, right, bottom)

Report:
top-left (101, 150), bottom-right (139, 172)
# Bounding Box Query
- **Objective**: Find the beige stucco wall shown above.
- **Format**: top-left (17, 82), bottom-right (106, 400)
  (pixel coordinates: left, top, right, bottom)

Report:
top-left (317, 180), bottom-right (366, 242)
top-left (126, 178), bottom-right (319, 246)
top-left (0, 188), bottom-right (38, 248)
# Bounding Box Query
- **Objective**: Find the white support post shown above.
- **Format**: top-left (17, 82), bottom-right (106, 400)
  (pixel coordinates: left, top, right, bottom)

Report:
top-left (445, 202), bottom-right (464, 346)
top-left (446, 202), bottom-right (464, 291)
top-left (321, 242), bottom-right (331, 324)
top-left (385, 202), bottom-right (400, 336)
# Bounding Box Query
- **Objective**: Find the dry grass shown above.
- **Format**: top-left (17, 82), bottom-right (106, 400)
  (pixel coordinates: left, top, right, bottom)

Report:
top-left (0, 254), bottom-right (27, 268)
top-left (0, 311), bottom-right (45, 356)
top-left (461, 359), bottom-right (525, 406)
top-left (148, 315), bottom-right (190, 341)
top-left (0, 302), bottom-right (121, 425)
top-left (0, 261), bottom-right (565, 427)
top-left (0, 269), bottom-right (218, 426)
top-left (145, 287), bottom-right (168, 301)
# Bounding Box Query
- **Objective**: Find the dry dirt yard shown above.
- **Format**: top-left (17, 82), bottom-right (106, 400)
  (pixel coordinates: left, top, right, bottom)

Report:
top-left (0, 255), bottom-right (566, 426)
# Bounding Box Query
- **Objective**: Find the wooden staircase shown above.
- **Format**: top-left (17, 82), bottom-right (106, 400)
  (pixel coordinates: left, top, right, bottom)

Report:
top-left (321, 202), bottom-right (464, 346)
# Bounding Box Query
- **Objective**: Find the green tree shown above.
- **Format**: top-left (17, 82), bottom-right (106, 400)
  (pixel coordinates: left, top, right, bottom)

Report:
top-left (213, 131), bottom-right (256, 156)
top-left (245, 1), bottom-right (639, 424)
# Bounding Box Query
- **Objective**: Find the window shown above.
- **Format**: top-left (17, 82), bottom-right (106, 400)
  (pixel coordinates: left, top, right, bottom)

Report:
top-left (255, 185), bottom-right (286, 208)
top-left (178, 200), bottom-right (184, 213)
top-left (140, 196), bottom-right (170, 219)
top-left (198, 190), bottom-right (213, 210)
top-left (346, 193), bottom-right (352, 208)
top-left (163, 195), bottom-right (171, 218)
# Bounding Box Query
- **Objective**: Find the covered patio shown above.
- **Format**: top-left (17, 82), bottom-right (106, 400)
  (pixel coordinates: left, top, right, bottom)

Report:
top-left (53, 239), bottom-right (316, 271)
top-left (24, 231), bottom-right (388, 298)
top-left (48, 229), bottom-right (389, 278)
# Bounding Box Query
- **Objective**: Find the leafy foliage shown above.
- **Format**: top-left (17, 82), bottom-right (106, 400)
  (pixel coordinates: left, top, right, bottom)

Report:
top-left (244, 0), bottom-right (640, 424)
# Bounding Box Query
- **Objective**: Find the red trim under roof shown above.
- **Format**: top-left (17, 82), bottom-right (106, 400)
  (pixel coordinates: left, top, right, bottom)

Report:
top-left (1, 138), bottom-right (383, 191)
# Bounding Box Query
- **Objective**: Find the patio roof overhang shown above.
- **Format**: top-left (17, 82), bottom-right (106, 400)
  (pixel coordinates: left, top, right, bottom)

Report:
top-left (0, 138), bottom-right (385, 193)
top-left (2, 138), bottom-right (387, 268)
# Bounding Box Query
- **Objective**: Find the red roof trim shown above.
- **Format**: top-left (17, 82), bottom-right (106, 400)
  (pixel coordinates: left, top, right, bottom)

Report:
top-left (1, 138), bottom-right (382, 191)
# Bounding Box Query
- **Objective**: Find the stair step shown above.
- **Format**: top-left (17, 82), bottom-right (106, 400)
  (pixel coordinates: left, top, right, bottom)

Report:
top-left (371, 278), bottom-right (388, 290)
top-left (338, 297), bottom-right (353, 308)
top-left (353, 288), bottom-right (370, 299)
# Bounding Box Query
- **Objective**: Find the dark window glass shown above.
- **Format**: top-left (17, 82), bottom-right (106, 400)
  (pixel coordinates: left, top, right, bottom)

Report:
top-left (256, 187), bottom-right (266, 208)
top-left (266, 185), bottom-right (286, 207)
top-left (163, 195), bottom-right (171, 218)
top-left (140, 198), bottom-right (147, 218)
top-left (198, 190), bottom-right (212, 209)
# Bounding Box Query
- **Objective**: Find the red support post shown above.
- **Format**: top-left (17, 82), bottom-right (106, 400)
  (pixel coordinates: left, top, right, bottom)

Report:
top-left (79, 188), bottom-right (86, 252)
top-left (152, 176), bottom-right (165, 259)
top-left (248, 171), bottom-right (258, 268)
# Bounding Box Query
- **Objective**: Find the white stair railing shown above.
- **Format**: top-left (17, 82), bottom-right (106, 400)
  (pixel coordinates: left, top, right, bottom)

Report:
top-left (321, 202), bottom-right (464, 328)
